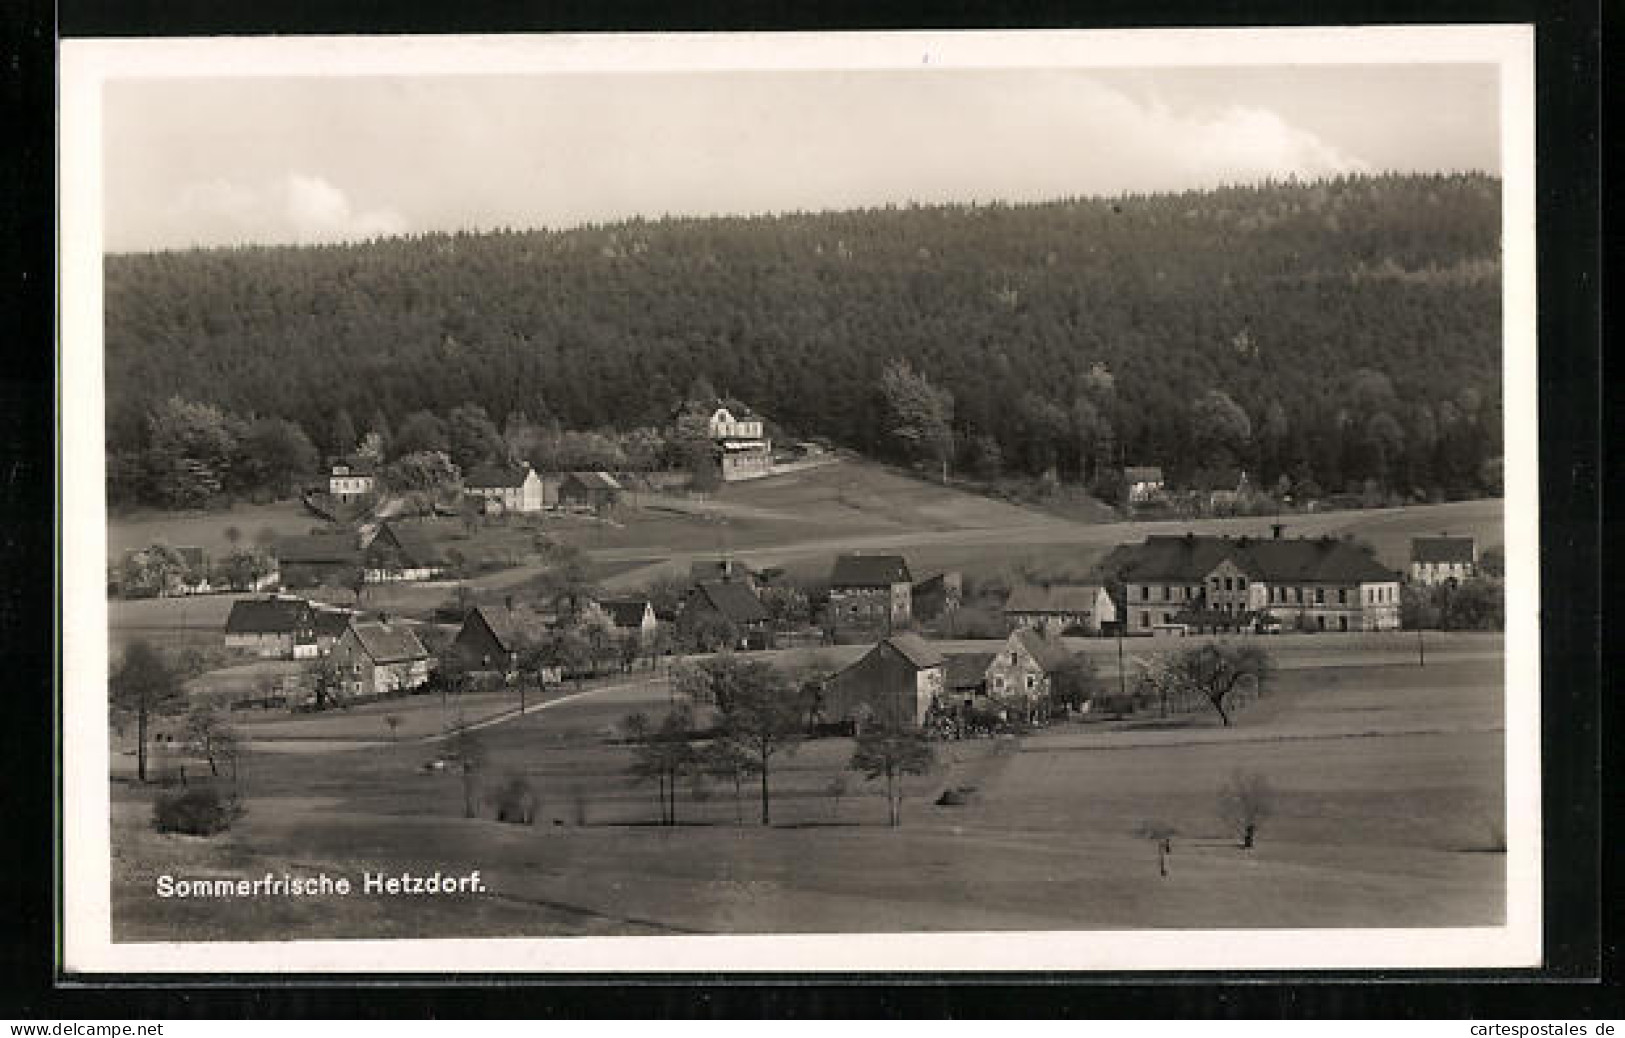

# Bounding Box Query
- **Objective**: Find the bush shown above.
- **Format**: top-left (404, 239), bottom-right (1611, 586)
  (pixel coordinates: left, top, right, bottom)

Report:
top-left (152, 786), bottom-right (241, 836)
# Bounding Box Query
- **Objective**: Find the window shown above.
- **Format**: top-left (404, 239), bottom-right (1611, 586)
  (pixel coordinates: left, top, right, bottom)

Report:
top-left (1162, 586), bottom-right (1169, 601)
top-left (1140, 586), bottom-right (1150, 601)
top-left (1338, 588), bottom-right (1347, 604)
top-left (1317, 615), bottom-right (1326, 631)
top-left (1163, 612), bottom-right (1173, 623)
top-left (1224, 577), bottom-right (1233, 591)
top-left (1140, 612), bottom-right (1150, 627)
top-left (1011, 652), bottom-right (1018, 665)
top-left (1025, 675), bottom-right (1036, 691)
top-left (1295, 588), bottom-right (1304, 603)
top-left (1316, 588), bottom-right (1325, 604)
top-left (1239, 577), bottom-right (1247, 590)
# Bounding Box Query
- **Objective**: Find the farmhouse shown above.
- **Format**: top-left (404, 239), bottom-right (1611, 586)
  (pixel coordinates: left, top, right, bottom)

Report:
top-left (678, 580), bottom-right (773, 651)
top-left (558, 471), bottom-right (622, 512)
top-left (1002, 583), bottom-right (1115, 635)
top-left (820, 633), bottom-right (944, 731)
top-left (599, 598), bottom-right (660, 646)
top-left (224, 595), bottom-right (318, 659)
top-left (1410, 535), bottom-right (1477, 586)
top-left (450, 605), bottom-right (535, 674)
top-left (707, 406), bottom-right (774, 481)
top-left (330, 621), bottom-right (432, 698)
top-left (829, 553), bottom-right (914, 631)
top-left (274, 534), bottom-right (362, 590)
top-left (1091, 530), bottom-right (1402, 634)
top-left (465, 462), bottom-right (553, 514)
top-left (361, 522), bottom-right (448, 582)
top-left (911, 571), bottom-right (962, 621)
top-left (943, 651), bottom-right (995, 706)
top-left (1124, 466), bottom-right (1165, 504)
top-left (328, 460), bottom-right (376, 502)
top-left (981, 628), bottom-right (1073, 723)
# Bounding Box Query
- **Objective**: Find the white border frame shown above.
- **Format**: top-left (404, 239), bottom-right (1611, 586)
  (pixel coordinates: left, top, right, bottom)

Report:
top-left (59, 26), bottom-right (1540, 974)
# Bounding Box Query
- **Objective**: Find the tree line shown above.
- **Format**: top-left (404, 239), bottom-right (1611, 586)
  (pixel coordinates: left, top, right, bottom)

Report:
top-left (107, 173), bottom-right (1503, 507)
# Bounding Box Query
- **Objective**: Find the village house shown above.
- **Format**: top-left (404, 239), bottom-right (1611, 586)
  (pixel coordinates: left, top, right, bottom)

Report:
top-left (943, 651), bottom-right (995, 711)
top-left (558, 471), bottom-right (622, 512)
top-left (328, 459), bottom-right (376, 502)
top-left (464, 462), bottom-right (554, 514)
top-left (819, 633), bottom-right (945, 731)
top-left (1090, 528), bottom-right (1403, 634)
top-left (911, 571), bottom-right (963, 621)
top-left (1124, 466), bottom-right (1165, 504)
top-left (273, 534), bottom-right (362, 590)
top-left (980, 628), bottom-right (1074, 724)
top-left (598, 598), bottom-right (661, 648)
top-left (329, 621), bottom-right (432, 698)
top-left (1002, 583), bottom-right (1116, 635)
top-left (361, 522), bottom-right (449, 582)
top-left (312, 606), bottom-right (356, 655)
top-left (678, 580), bottom-right (774, 650)
top-left (1409, 535), bottom-right (1477, 586)
top-left (224, 595), bottom-right (318, 659)
top-left (707, 406), bottom-right (774, 481)
top-left (450, 605), bottom-right (535, 674)
top-left (828, 553), bottom-right (914, 631)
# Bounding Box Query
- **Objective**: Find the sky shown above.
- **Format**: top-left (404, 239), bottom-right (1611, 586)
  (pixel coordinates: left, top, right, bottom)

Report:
top-left (101, 64), bottom-right (1501, 253)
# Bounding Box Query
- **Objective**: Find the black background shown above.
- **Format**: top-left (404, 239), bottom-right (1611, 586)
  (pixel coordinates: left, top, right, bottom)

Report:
top-left (2, 0), bottom-right (1607, 1018)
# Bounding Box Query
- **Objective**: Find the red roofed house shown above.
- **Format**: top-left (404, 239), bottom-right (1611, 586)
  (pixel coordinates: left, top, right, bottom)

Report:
top-left (829, 553), bottom-right (914, 632)
top-left (1409, 535), bottom-right (1477, 586)
top-left (819, 633), bottom-right (945, 731)
top-left (330, 621), bottom-right (432, 698)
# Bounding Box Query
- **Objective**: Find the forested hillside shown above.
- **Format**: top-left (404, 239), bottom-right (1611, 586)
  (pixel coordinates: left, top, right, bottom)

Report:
top-left (104, 173), bottom-right (1503, 506)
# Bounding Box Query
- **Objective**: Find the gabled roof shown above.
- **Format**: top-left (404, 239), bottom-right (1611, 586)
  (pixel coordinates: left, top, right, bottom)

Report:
top-left (945, 652), bottom-right (996, 690)
top-left (173, 545), bottom-right (208, 568)
top-left (689, 581), bottom-right (770, 625)
top-left (1010, 627), bottom-right (1074, 673)
top-left (465, 463), bottom-right (533, 489)
top-left (599, 599), bottom-right (653, 629)
top-left (349, 621), bottom-right (429, 664)
top-left (466, 605), bottom-right (523, 653)
top-left (225, 596), bottom-right (313, 634)
top-left (912, 571), bottom-right (959, 592)
top-left (831, 553), bottom-right (912, 588)
top-left (274, 534), bottom-right (361, 566)
top-left (369, 523), bottom-right (448, 567)
top-left (883, 632), bottom-right (943, 670)
top-left (1123, 466), bottom-right (1164, 483)
top-left (312, 608), bottom-right (355, 638)
top-left (690, 559), bottom-right (757, 584)
top-left (1088, 534), bottom-right (1398, 586)
top-left (1411, 536), bottom-right (1476, 564)
top-left (562, 471), bottom-right (621, 491)
top-left (1004, 584), bottom-right (1102, 614)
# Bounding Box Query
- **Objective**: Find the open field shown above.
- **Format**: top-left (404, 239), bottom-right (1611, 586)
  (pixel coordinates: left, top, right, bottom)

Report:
top-left (107, 500), bottom-right (322, 560)
top-left (110, 644), bottom-right (1506, 939)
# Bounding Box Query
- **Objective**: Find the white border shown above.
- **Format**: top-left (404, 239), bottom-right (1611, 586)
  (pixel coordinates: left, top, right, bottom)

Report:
top-left (60, 27), bottom-right (1540, 974)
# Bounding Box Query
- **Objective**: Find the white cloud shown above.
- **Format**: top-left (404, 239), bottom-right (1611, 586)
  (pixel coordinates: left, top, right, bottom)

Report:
top-left (163, 173), bottom-right (406, 248)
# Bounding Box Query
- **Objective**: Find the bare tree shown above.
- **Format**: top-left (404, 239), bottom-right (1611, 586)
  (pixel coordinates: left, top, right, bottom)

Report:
top-left (182, 704), bottom-right (239, 779)
top-left (1139, 643), bottom-right (1274, 726)
top-left (1218, 769), bottom-right (1275, 849)
top-left (109, 640), bottom-right (187, 783)
top-left (384, 714), bottom-right (403, 741)
top-left (1136, 820), bottom-right (1178, 877)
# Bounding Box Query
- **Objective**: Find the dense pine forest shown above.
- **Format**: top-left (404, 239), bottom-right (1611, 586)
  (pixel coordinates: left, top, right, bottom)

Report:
top-left (104, 173), bottom-right (1503, 508)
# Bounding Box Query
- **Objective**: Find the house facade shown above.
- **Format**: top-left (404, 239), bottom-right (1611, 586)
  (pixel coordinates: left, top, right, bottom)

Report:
top-left (829, 554), bottom-right (914, 631)
top-left (1124, 466), bottom-right (1165, 504)
top-left (312, 606), bottom-right (356, 654)
top-left (1409, 536), bottom-right (1477, 585)
top-left (707, 407), bottom-right (774, 481)
top-left (224, 595), bottom-right (318, 658)
top-left (599, 598), bottom-right (661, 647)
top-left (330, 621), bottom-right (432, 698)
top-left (1002, 583), bottom-right (1115, 635)
top-left (1092, 531), bottom-right (1403, 634)
top-left (328, 461), bottom-right (376, 502)
top-left (451, 605), bottom-right (528, 673)
top-left (980, 628), bottom-right (1072, 723)
top-left (465, 463), bottom-right (551, 514)
top-left (820, 633), bottom-right (945, 731)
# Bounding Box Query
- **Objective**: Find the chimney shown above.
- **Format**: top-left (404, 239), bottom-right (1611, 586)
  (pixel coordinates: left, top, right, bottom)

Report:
top-left (1271, 523), bottom-right (1284, 540)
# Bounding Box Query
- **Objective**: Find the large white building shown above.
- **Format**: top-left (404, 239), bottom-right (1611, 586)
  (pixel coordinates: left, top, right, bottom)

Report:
top-left (707, 407), bottom-right (773, 481)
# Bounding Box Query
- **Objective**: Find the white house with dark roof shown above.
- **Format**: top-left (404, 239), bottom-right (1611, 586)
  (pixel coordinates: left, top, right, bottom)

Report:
top-left (328, 460), bottom-right (376, 502)
top-left (1123, 466), bottom-right (1165, 504)
top-left (465, 462), bottom-right (551, 513)
top-left (330, 621), bottom-right (432, 698)
top-left (706, 406), bottom-right (774, 481)
top-left (1409, 535), bottom-right (1477, 586)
